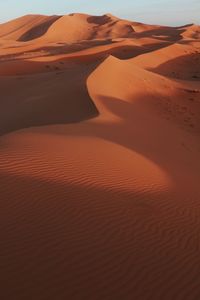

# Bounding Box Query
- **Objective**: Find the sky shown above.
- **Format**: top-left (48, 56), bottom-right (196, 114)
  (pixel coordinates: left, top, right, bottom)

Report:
top-left (0, 0), bottom-right (199, 26)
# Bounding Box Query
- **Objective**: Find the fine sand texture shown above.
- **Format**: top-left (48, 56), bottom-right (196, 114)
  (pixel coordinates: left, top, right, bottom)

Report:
top-left (0, 13), bottom-right (200, 300)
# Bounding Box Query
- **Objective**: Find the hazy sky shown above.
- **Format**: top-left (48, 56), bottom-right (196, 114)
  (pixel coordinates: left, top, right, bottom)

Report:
top-left (0, 0), bottom-right (199, 25)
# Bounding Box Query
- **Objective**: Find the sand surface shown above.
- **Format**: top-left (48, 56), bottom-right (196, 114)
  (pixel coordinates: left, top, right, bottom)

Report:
top-left (0, 13), bottom-right (200, 299)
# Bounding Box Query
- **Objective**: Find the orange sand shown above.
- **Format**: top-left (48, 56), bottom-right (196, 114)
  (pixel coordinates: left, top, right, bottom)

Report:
top-left (0, 13), bottom-right (200, 300)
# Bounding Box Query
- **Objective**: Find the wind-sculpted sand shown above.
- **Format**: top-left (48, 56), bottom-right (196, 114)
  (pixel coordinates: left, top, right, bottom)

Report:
top-left (0, 13), bottom-right (200, 299)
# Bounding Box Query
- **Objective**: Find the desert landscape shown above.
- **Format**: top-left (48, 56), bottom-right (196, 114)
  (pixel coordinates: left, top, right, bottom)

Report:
top-left (0, 12), bottom-right (200, 299)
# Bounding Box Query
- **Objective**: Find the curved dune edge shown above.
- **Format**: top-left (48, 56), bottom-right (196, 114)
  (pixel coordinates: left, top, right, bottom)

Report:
top-left (87, 54), bottom-right (200, 132)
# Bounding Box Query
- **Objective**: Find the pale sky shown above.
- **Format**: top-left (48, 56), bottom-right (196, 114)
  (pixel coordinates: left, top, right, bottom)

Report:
top-left (0, 0), bottom-right (199, 26)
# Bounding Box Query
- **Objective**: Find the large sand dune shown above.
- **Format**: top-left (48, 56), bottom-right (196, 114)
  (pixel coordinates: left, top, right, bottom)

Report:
top-left (0, 13), bottom-right (200, 299)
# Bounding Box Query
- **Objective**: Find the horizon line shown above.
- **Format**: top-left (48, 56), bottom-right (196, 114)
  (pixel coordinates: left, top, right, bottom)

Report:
top-left (0, 12), bottom-right (198, 28)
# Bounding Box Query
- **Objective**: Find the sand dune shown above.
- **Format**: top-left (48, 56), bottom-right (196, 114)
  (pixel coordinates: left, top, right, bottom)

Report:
top-left (0, 13), bottom-right (200, 300)
top-left (0, 14), bottom-right (59, 41)
top-left (181, 24), bottom-right (200, 39)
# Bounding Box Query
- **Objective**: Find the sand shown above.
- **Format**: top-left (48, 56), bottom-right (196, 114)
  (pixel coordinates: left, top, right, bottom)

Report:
top-left (0, 13), bottom-right (200, 300)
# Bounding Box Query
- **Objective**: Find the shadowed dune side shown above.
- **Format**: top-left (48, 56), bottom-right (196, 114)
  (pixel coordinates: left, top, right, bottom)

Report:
top-left (130, 41), bottom-right (200, 71)
top-left (18, 16), bottom-right (61, 41)
top-left (131, 26), bottom-right (187, 42)
top-left (152, 53), bottom-right (200, 80)
top-left (0, 15), bottom-right (57, 40)
top-left (0, 60), bottom-right (101, 136)
top-left (87, 14), bottom-right (118, 25)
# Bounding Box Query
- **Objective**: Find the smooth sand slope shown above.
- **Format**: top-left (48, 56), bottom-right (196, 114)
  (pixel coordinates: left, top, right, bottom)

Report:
top-left (0, 13), bottom-right (200, 300)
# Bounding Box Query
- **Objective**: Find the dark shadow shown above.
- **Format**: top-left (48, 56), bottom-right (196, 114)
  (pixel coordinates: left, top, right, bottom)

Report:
top-left (18, 16), bottom-right (61, 42)
top-left (0, 59), bottom-right (107, 136)
top-left (132, 26), bottom-right (186, 42)
top-left (87, 15), bottom-right (112, 25)
top-left (109, 42), bottom-right (171, 59)
top-left (150, 53), bottom-right (200, 80)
